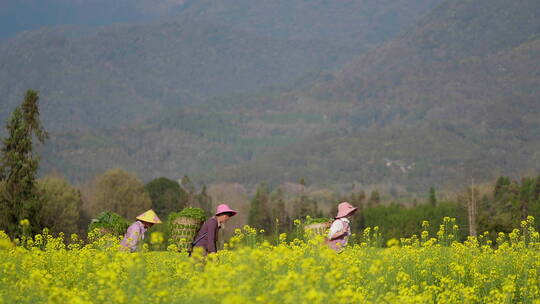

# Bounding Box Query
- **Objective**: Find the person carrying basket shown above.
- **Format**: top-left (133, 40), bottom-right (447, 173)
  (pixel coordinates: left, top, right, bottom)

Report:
top-left (191, 204), bottom-right (237, 255)
top-left (327, 202), bottom-right (357, 252)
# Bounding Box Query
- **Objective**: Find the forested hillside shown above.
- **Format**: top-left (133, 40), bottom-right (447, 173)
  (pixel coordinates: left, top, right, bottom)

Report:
top-left (0, 21), bottom-right (349, 132)
top-left (2, 0), bottom-right (539, 192)
top-left (0, 0), bottom-right (442, 133)
top-left (175, 0), bottom-right (441, 45)
top-left (270, 0), bottom-right (540, 190)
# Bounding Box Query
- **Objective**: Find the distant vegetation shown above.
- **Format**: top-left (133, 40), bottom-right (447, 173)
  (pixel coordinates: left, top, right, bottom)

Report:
top-left (0, 0), bottom-right (451, 191)
top-left (1, 0), bottom-right (539, 193)
top-left (1, 91), bottom-right (540, 243)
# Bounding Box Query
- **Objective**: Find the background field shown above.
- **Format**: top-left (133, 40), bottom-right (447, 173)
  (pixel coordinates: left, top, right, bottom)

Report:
top-left (1, 217), bottom-right (540, 304)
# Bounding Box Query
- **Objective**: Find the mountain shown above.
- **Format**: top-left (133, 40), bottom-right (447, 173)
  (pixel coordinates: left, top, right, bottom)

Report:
top-left (7, 0), bottom-right (539, 192)
top-left (205, 0), bottom-right (540, 191)
top-left (0, 0), bottom-right (443, 134)
top-left (0, 0), bottom-right (189, 40)
top-left (175, 0), bottom-right (442, 45)
top-left (0, 20), bottom-right (350, 132)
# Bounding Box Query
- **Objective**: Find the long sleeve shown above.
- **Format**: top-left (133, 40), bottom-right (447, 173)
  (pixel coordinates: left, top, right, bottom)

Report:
top-left (206, 218), bottom-right (218, 253)
top-left (120, 221), bottom-right (145, 252)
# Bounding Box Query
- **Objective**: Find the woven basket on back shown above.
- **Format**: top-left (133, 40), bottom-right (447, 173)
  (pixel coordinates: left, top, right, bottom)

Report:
top-left (97, 227), bottom-right (114, 236)
top-left (170, 217), bottom-right (204, 251)
top-left (304, 222), bottom-right (331, 237)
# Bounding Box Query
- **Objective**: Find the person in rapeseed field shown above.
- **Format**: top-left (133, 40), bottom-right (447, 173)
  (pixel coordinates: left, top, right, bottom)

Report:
top-left (120, 209), bottom-right (162, 252)
top-left (191, 204), bottom-right (237, 255)
top-left (327, 202), bottom-right (357, 252)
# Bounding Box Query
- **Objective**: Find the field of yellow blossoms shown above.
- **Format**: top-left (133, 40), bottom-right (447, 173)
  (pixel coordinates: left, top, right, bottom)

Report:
top-left (2, 217), bottom-right (540, 304)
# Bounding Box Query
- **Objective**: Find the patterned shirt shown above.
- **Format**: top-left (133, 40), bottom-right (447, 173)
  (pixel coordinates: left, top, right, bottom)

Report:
top-left (327, 218), bottom-right (351, 239)
top-left (120, 221), bottom-right (147, 252)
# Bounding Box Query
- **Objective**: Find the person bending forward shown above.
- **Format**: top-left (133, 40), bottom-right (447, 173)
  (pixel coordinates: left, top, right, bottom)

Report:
top-left (192, 204), bottom-right (237, 255)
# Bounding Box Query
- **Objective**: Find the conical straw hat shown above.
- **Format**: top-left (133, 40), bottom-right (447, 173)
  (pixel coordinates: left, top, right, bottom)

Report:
top-left (136, 209), bottom-right (162, 224)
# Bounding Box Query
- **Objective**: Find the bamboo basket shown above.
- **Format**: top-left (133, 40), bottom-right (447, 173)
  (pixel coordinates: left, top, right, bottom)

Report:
top-left (304, 222), bottom-right (331, 237)
top-left (170, 217), bottom-right (204, 251)
top-left (97, 227), bottom-right (114, 236)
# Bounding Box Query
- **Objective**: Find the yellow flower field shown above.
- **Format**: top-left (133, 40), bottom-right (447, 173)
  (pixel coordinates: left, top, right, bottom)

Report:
top-left (1, 217), bottom-right (540, 304)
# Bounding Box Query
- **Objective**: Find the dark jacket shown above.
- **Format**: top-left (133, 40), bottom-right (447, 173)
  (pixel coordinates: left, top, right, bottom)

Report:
top-left (192, 217), bottom-right (219, 253)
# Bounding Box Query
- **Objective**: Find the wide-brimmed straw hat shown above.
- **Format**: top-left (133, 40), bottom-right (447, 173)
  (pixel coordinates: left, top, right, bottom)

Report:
top-left (215, 204), bottom-right (237, 217)
top-left (136, 209), bottom-right (162, 224)
top-left (335, 202), bottom-right (357, 219)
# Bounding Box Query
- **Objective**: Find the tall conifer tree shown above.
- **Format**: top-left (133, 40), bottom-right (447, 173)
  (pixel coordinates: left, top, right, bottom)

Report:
top-left (0, 90), bottom-right (48, 236)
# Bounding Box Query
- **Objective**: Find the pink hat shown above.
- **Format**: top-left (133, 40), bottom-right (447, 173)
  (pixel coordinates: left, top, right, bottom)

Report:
top-left (215, 204), bottom-right (237, 216)
top-left (335, 202), bottom-right (357, 218)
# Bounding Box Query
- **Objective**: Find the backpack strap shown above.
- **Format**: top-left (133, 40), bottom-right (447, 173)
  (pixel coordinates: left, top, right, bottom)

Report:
top-left (191, 232), bottom-right (207, 246)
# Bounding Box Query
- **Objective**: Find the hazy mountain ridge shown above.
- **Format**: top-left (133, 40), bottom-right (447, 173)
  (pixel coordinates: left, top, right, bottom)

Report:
top-left (0, 20), bottom-right (353, 133)
top-left (41, 32), bottom-right (540, 190)
top-left (4, 0), bottom-right (540, 192)
top-left (170, 0), bottom-right (540, 190)
top-left (310, 0), bottom-right (540, 129)
top-left (0, 0), bottom-right (189, 40)
top-left (1, 0), bottom-right (445, 134)
top-left (231, 0), bottom-right (540, 190)
top-left (174, 0), bottom-right (442, 45)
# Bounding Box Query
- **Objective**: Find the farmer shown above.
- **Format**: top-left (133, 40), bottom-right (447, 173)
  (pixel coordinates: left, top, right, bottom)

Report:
top-left (191, 204), bottom-right (237, 255)
top-left (327, 202), bottom-right (357, 251)
top-left (120, 209), bottom-right (162, 252)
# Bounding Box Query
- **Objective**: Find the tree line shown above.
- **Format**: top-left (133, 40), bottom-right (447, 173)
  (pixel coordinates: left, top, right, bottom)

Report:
top-left (1, 91), bottom-right (540, 243)
top-left (245, 175), bottom-right (540, 243)
top-left (0, 91), bottom-right (212, 237)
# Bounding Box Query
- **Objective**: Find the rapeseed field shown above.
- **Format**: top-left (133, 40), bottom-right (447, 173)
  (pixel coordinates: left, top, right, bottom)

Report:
top-left (1, 217), bottom-right (540, 304)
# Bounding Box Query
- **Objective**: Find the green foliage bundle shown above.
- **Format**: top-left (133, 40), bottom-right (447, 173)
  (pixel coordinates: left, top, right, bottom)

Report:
top-left (167, 207), bottom-right (207, 251)
top-left (168, 207), bottom-right (207, 223)
top-left (303, 216), bottom-right (332, 226)
top-left (88, 211), bottom-right (129, 236)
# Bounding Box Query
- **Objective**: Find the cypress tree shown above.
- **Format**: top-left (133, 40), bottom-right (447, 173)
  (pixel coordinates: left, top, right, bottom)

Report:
top-left (0, 90), bottom-right (48, 237)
